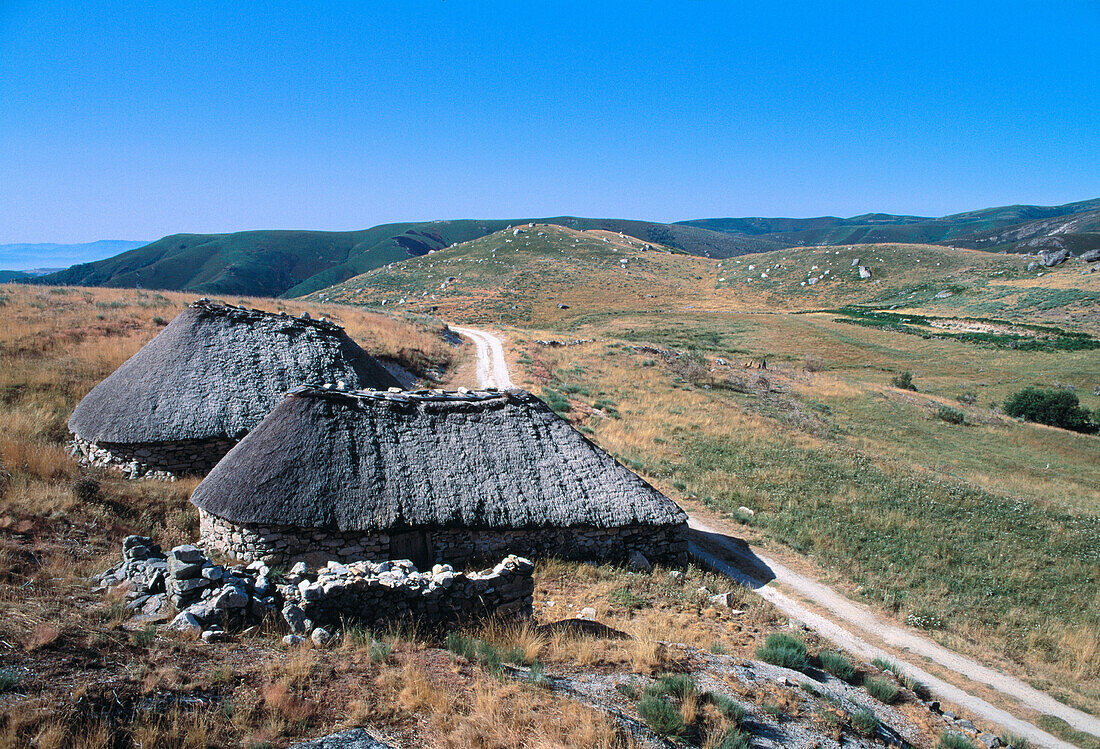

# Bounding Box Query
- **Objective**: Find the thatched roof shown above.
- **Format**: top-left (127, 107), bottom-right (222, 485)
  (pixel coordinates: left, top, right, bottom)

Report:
top-left (69, 301), bottom-right (401, 444)
top-left (190, 386), bottom-right (687, 530)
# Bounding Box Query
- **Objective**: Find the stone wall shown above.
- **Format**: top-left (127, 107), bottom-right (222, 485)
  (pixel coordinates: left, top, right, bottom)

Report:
top-left (281, 555), bottom-right (534, 633)
top-left (199, 509), bottom-right (689, 568)
top-left (72, 436), bottom-right (237, 479)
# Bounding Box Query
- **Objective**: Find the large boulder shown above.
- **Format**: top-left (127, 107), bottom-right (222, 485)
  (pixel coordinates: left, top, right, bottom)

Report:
top-left (1082, 248), bottom-right (1100, 263)
top-left (1040, 248), bottom-right (1070, 267)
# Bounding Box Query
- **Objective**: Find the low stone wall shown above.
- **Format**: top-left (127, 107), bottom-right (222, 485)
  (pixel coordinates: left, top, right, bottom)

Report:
top-left (72, 436), bottom-right (237, 479)
top-left (200, 509), bottom-right (689, 568)
top-left (280, 556), bottom-right (534, 633)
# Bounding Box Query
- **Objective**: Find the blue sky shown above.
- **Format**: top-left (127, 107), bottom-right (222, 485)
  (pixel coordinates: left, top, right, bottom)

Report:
top-left (1, 0), bottom-right (1097, 243)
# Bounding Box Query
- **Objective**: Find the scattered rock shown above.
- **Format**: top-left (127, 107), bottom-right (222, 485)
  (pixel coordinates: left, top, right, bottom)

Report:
top-left (858, 266), bottom-right (872, 279)
top-left (311, 627), bottom-right (334, 647)
top-left (935, 290), bottom-right (953, 298)
top-left (737, 506), bottom-right (755, 517)
top-left (627, 551), bottom-right (652, 572)
top-left (168, 611), bottom-right (203, 633)
top-left (1027, 261), bottom-right (1038, 271)
top-left (1081, 248), bottom-right (1100, 262)
top-left (578, 607), bottom-right (597, 621)
top-left (955, 719), bottom-right (977, 732)
top-left (977, 733), bottom-right (1001, 748)
top-left (201, 629), bottom-right (228, 644)
top-left (283, 634), bottom-right (305, 646)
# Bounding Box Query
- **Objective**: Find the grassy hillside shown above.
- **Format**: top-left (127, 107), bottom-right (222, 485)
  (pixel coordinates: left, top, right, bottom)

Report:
top-left (316, 227), bottom-right (1099, 331)
top-left (32, 218), bottom-right (762, 299)
top-left (308, 224), bottom-right (722, 323)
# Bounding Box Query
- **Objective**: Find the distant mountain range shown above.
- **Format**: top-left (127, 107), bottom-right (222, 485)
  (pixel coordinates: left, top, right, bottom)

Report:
top-left (0, 240), bottom-right (148, 272)
top-left (22, 199), bottom-right (1100, 298)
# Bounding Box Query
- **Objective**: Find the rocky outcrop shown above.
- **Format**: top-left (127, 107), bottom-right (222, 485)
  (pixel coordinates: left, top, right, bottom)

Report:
top-left (1082, 248), bottom-right (1100, 262)
top-left (1039, 248), bottom-right (1070, 267)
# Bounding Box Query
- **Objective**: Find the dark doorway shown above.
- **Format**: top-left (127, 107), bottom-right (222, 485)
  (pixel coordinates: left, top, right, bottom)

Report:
top-left (389, 531), bottom-right (433, 569)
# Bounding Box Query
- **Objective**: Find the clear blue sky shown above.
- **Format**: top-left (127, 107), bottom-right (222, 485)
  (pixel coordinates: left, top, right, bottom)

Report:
top-left (1, 0), bottom-right (1097, 243)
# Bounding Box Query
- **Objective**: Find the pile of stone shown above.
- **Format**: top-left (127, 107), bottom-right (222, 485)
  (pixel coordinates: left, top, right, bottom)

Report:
top-left (278, 555), bottom-right (535, 636)
top-left (95, 537), bottom-right (535, 645)
top-left (95, 535), bottom-right (278, 641)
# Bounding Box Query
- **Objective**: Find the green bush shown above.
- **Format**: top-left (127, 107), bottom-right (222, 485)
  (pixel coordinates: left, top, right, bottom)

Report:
top-left (716, 728), bottom-right (752, 749)
top-left (937, 406), bottom-right (965, 425)
top-left (891, 371), bottom-right (917, 391)
top-left (757, 633), bottom-right (808, 671)
top-left (1003, 387), bottom-right (1097, 433)
top-left (851, 708), bottom-right (881, 736)
top-left (938, 732), bottom-right (975, 749)
top-left (818, 650), bottom-right (854, 681)
top-left (865, 676), bottom-right (900, 703)
top-left (0, 668), bottom-right (22, 693)
top-left (636, 694), bottom-right (685, 736)
top-left (704, 692), bottom-right (745, 724)
top-left (651, 673), bottom-right (698, 700)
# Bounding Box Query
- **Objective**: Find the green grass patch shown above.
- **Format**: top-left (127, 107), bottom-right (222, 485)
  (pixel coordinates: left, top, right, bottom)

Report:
top-left (636, 694), bottom-right (685, 736)
top-left (938, 732), bottom-right (975, 749)
top-left (818, 650), bottom-right (854, 681)
top-left (851, 708), bottom-right (881, 736)
top-left (756, 632), bottom-right (808, 671)
top-left (864, 677), bottom-right (900, 704)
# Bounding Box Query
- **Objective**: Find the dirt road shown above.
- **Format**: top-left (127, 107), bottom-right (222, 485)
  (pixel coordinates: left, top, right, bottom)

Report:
top-left (453, 325), bottom-right (1099, 749)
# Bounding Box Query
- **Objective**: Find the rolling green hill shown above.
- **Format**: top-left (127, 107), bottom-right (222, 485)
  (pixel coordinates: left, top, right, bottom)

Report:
top-left (32, 218), bottom-right (763, 298)
top-left (677, 198), bottom-right (1100, 253)
top-left (30, 199), bottom-right (1100, 299)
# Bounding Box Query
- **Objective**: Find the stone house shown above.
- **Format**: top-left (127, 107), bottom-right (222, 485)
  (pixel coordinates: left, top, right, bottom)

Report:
top-left (68, 300), bottom-right (400, 477)
top-left (191, 386), bottom-right (689, 567)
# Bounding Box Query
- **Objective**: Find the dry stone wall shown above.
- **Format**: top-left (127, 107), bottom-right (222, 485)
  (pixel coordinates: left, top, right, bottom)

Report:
top-left (72, 436), bottom-right (236, 479)
top-left (95, 535), bottom-right (533, 640)
top-left (200, 509), bottom-right (689, 568)
top-left (279, 555), bottom-right (534, 634)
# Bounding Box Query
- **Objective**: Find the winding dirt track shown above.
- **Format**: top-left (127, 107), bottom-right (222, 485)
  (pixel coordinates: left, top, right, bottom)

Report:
top-left (453, 324), bottom-right (1100, 749)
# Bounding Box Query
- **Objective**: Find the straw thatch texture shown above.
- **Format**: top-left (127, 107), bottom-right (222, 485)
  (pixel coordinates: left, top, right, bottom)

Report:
top-left (69, 301), bottom-right (401, 445)
top-left (190, 387), bottom-right (687, 532)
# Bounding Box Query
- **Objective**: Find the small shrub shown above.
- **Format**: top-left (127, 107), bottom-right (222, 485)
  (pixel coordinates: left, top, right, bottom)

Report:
top-left (716, 727), bottom-right (752, 749)
top-left (615, 681), bottom-right (639, 700)
top-left (938, 732), bottom-right (975, 749)
top-left (636, 694), bottom-right (685, 736)
top-left (526, 660), bottom-right (551, 688)
top-left (704, 692), bottom-right (744, 724)
top-left (369, 639), bottom-right (393, 664)
top-left (818, 650), bottom-right (854, 681)
top-left (870, 656), bottom-right (897, 672)
top-left (891, 371), bottom-right (917, 391)
top-left (651, 673), bottom-right (697, 700)
top-left (1000, 731), bottom-right (1030, 749)
top-left (851, 708), bottom-right (881, 736)
top-left (708, 641), bottom-right (727, 655)
top-left (803, 355), bottom-right (826, 372)
top-left (865, 677), bottom-right (900, 704)
top-left (1003, 387), bottom-right (1096, 433)
top-left (130, 624), bottom-right (157, 648)
top-left (152, 315), bottom-right (168, 326)
top-left (0, 668), bottom-right (22, 693)
top-left (957, 391), bottom-right (977, 405)
top-left (937, 406), bottom-right (965, 425)
top-left (757, 633), bottom-right (808, 671)
top-left (71, 476), bottom-right (101, 503)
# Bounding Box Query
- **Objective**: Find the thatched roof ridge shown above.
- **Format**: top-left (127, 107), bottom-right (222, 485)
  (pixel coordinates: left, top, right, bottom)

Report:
top-left (190, 386), bottom-right (687, 531)
top-left (69, 301), bottom-right (401, 444)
